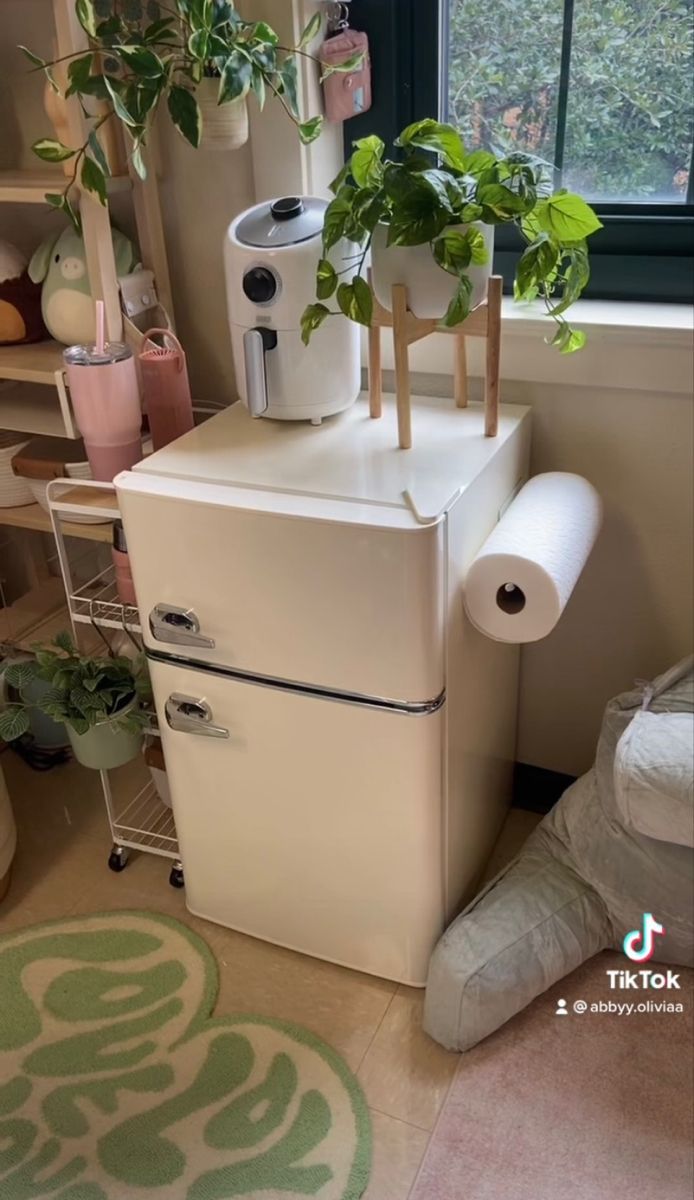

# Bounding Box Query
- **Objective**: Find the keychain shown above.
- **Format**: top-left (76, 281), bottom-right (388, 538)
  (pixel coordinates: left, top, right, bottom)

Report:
top-left (321, 1), bottom-right (372, 121)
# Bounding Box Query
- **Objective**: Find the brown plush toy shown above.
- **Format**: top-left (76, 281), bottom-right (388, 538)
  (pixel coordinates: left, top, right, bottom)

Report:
top-left (0, 240), bottom-right (47, 345)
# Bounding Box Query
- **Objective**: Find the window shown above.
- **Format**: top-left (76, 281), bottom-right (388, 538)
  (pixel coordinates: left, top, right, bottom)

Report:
top-left (346, 0), bottom-right (694, 302)
top-left (443, 0), bottom-right (693, 205)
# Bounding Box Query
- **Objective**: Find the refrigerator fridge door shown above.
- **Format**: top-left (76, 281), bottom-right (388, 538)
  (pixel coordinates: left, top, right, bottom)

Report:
top-left (117, 472), bottom-right (444, 704)
top-left (150, 656), bottom-right (445, 986)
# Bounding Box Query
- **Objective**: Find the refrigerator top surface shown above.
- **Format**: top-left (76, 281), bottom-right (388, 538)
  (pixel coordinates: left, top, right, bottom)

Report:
top-left (134, 394), bottom-right (530, 525)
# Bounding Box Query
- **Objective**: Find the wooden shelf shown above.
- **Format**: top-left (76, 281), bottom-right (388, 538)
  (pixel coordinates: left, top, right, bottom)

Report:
top-left (0, 168), bottom-right (131, 204)
top-left (0, 381), bottom-right (77, 438)
top-left (0, 501), bottom-right (113, 543)
top-left (0, 340), bottom-right (65, 385)
top-left (0, 576), bottom-right (65, 647)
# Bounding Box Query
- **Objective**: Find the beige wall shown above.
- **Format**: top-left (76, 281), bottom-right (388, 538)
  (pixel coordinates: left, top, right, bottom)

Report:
top-left (505, 378), bottom-right (693, 776)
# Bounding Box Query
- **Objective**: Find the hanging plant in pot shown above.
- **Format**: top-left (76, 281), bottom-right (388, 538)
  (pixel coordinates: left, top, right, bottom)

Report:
top-left (302, 119), bottom-right (603, 354)
top-left (21, 1), bottom-right (362, 227)
top-left (0, 633), bottom-right (150, 771)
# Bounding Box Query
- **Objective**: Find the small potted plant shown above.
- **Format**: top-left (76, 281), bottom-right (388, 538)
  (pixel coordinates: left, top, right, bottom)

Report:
top-left (302, 119), bottom-right (602, 354)
top-left (22, 1), bottom-right (362, 228)
top-left (0, 633), bottom-right (149, 770)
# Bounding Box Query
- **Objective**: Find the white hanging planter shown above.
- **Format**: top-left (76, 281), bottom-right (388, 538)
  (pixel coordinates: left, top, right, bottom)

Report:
top-left (370, 222), bottom-right (494, 320)
top-left (197, 77), bottom-right (249, 151)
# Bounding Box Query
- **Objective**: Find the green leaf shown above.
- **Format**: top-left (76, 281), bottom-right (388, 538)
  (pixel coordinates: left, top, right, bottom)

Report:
top-left (322, 191), bottom-right (353, 250)
top-left (477, 183), bottom-right (529, 222)
top-left (32, 138), bottom-right (76, 163)
top-left (104, 75), bottom-right (139, 127)
top-left (0, 705), bottom-right (31, 743)
top-left (441, 276), bottom-right (473, 327)
top-left (535, 192), bottom-right (603, 242)
top-left (131, 142), bottom-right (147, 180)
top-left (219, 50), bottom-right (252, 103)
top-left (384, 169), bottom-right (451, 246)
top-left (316, 258), bottom-right (337, 299)
top-left (321, 51), bottom-right (364, 79)
top-left (350, 135), bottom-right (385, 189)
top-left (118, 45), bottom-right (164, 79)
top-left (336, 276), bottom-right (373, 327)
top-left (250, 66), bottom-right (266, 110)
top-left (54, 630), bottom-right (75, 654)
top-left (167, 85), bottom-right (201, 148)
top-left (515, 234), bottom-right (560, 301)
top-left (298, 11), bottom-right (322, 48)
top-left (81, 156), bottom-right (107, 205)
top-left (143, 17), bottom-right (177, 44)
top-left (96, 16), bottom-right (124, 38)
top-left (396, 119), bottom-right (466, 172)
top-left (251, 21), bottom-right (279, 46)
top-left (18, 45), bottom-right (46, 69)
top-left (433, 228), bottom-right (488, 276)
top-left (301, 302), bottom-right (332, 345)
top-left (65, 53), bottom-right (94, 97)
top-left (188, 28), bottom-right (210, 61)
top-left (560, 328), bottom-right (586, 354)
top-left (298, 115), bottom-right (323, 144)
top-left (278, 55), bottom-right (299, 118)
top-left (87, 131), bottom-right (110, 178)
top-left (76, 0), bottom-right (97, 38)
top-left (3, 661), bottom-right (37, 690)
top-left (463, 149), bottom-right (497, 177)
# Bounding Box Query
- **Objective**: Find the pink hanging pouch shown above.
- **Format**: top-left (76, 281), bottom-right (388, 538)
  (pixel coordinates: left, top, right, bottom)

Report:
top-left (321, 30), bottom-right (372, 122)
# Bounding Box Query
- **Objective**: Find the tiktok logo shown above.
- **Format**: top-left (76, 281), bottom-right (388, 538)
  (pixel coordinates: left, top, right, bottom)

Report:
top-left (623, 913), bottom-right (666, 962)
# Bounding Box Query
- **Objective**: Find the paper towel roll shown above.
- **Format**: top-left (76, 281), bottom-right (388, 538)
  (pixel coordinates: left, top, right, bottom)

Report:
top-left (464, 472), bottom-right (602, 643)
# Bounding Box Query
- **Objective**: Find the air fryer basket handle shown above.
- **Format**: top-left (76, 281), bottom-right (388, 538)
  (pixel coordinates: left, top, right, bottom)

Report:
top-left (243, 327), bottom-right (277, 417)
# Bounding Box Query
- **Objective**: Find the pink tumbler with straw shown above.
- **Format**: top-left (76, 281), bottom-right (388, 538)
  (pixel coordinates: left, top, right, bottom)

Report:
top-left (138, 328), bottom-right (194, 451)
top-left (64, 301), bottom-right (142, 481)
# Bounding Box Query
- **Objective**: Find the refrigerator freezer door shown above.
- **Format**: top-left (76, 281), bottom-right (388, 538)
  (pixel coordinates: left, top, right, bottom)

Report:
top-left (150, 657), bottom-right (445, 986)
top-left (118, 473), bottom-right (444, 704)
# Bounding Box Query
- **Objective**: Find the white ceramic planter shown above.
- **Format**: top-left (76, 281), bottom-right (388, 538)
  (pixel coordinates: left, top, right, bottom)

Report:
top-left (197, 78), bottom-right (249, 151)
top-left (371, 222), bottom-right (494, 320)
top-left (67, 696), bottom-right (143, 771)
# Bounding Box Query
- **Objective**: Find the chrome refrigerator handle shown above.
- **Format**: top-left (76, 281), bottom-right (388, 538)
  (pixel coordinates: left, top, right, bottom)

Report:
top-left (165, 694), bottom-right (229, 738)
top-left (243, 327), bottom-right (277, 417)
top-left (149, 604), bottom-right (215, 648)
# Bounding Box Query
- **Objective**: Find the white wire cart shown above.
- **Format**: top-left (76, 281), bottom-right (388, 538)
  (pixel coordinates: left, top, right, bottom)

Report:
top-left (46, 477), bottom-right (184, 889)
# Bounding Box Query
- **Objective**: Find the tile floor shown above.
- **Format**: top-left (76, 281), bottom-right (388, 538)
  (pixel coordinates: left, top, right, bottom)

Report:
top-left (0, 749), bottom-right (540, 1199)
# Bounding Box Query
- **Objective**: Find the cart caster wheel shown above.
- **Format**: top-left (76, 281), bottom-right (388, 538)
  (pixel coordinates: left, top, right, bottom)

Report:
top-left (108, 846), bottom-right (129, 873)
top-left (169, 865), bottom-right (185, 889)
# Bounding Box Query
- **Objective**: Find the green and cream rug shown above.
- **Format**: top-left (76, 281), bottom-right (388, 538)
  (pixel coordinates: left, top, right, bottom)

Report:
top-left (0, 911), bottom-right (371, 1199)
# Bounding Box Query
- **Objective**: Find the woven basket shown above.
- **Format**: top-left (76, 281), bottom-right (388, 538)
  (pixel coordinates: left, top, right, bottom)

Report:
top-left (0, 432), bottom-right (33, 507)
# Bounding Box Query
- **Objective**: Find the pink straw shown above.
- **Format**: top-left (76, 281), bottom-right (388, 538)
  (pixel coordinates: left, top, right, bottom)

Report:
top-left (95, 299), bottom-right (105, 355)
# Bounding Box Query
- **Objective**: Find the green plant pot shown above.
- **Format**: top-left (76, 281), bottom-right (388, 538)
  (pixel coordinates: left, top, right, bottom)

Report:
top-left (66, 698), bottom-right (143, 771)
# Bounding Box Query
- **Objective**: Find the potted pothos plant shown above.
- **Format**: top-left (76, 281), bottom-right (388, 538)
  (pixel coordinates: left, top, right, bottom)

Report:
top-left (301, 119), bottom-right (603, 354)
top-left (0, 633), bottom-right (149, 770)
top-left (22, 0), bottom-right (361, 230)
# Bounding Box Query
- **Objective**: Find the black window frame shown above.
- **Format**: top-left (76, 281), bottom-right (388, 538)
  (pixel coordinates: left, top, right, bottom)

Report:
top-left (344, 0), bottom-right (694, 304)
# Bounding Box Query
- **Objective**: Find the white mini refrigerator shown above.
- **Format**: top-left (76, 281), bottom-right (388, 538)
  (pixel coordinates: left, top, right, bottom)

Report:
top-left (117, 396), bottom-right (531, 985)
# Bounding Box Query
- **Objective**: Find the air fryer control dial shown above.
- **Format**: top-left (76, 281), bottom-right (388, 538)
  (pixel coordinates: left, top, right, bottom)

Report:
top-left (242, 266), bottom-right (277, 305)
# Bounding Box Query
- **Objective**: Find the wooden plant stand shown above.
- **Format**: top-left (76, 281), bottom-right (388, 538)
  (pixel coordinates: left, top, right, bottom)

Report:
top-left (367, 272), bottom-right (503, 449)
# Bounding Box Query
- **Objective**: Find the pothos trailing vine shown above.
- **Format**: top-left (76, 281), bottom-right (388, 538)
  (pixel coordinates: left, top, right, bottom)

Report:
top-left (21, 0), bottom-right (362, 233)
top-left (301, 120), bottom-right (603, 352)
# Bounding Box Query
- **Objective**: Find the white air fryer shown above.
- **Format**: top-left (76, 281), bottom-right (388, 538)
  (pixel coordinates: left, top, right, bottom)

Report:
top-left (224, 196), bottom-right (361, 424)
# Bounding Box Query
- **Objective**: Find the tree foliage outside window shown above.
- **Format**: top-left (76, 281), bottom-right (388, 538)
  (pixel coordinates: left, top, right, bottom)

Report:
top-left (446, 0), bottom-right (694, 202)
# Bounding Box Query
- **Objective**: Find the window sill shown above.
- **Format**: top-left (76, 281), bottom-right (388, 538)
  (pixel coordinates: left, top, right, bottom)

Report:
top-left (372, 297), bottom-right (693, 395)
top-left (502, 298), bottom-right (693, 349)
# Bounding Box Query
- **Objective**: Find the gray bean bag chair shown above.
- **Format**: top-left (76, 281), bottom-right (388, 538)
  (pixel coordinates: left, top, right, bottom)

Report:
top-left (424, 656), bottom-right (694, 1051)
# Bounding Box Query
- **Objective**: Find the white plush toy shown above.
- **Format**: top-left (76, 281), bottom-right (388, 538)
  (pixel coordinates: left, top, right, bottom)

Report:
top-left (28, 224), bottom-right (137, 345)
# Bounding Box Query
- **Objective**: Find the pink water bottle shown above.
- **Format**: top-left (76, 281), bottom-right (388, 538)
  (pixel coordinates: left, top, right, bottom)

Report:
top-left (64, 302), bottom-right (142, 481)
top-left (138, 329), bottom-right (194, 451)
